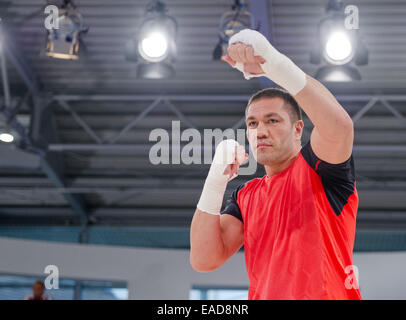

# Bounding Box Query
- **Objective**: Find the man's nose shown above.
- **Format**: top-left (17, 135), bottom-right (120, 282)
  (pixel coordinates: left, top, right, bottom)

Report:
top-left (256, 121), bottom-right (268, 139)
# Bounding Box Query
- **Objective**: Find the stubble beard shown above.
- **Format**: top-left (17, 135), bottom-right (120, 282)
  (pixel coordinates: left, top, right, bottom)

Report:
top-left (255, 145), bottom-right (283, 166)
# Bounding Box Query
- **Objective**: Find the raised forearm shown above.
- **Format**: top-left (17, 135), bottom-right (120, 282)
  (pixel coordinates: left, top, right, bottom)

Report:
top-left (294, 75), bottom-right (354, 142)
top-left (226, 29), bottom-right (354, 163)
top-left (227, 30), bottom-right (353, 142)
top-left (190, 140), bottom-right (246, 272)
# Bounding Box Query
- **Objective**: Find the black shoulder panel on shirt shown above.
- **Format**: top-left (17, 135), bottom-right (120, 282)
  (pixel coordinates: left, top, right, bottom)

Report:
top-left (220, 183), bottom-right (246, 223)
top-left (300, 141), bottom-right (356, 217)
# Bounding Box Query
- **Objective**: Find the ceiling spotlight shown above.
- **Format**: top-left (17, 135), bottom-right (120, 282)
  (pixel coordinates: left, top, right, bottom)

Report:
top-left (125, 1), bottom-right (177, 79)
top-left (324, 31), bottom-right (353, 64)
top-left (0, 132), bottom-right (14, 143)
top-left (213, 0), bottom-right (254, 60)
top-left (139, 32), bottom-right (168, 61)
top-left (45, 0), bottom-right (88, 60)
top-left (311, 0), bottom-right (368, 81)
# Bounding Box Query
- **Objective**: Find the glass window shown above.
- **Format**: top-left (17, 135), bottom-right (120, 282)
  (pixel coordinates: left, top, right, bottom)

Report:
top-left (0, 275), bottom-right (74, 300)
top-left (0, 275), bottom-right (127, 300)
top-left (81, 281), bottom-right (128, 300)
top-left (190, 287), bottom-right (248, 300)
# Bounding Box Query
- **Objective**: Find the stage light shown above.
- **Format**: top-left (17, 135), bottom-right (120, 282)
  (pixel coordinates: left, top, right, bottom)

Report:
top-left (125, 1), bottom-right (177, 79)
top-left (45, 0), bottom-right (88, 60)
top-left (213, 0), bottom-right (254, 60)
top-left (139, 32), bottom-right (168, 62)
top-left (311, 0), bottom-right (368, 82)
top-left (324, 31), bottom-right (353, 64)
top-left (0, 132), bottom-right (14, 143)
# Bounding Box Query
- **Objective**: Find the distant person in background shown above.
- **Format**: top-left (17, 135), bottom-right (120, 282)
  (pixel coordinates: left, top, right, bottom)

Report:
top-left (25, 281), bottom-right (51, 300)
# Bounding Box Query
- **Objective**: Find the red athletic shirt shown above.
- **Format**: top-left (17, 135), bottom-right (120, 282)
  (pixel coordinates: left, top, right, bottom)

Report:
top-left (221, 141), bottom-right (362, 300)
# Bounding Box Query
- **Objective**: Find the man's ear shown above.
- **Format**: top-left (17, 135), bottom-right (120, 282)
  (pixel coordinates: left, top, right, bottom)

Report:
top-left (294, 120), bottom-right (304, 141)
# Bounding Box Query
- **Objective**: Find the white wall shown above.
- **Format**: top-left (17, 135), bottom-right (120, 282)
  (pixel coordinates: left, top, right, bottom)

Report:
top-left (353, 253), bottom-right (406, 300)
top-left (0, 237), bottom-right (248, 299)
top-left (0, 237), bottom-right (405, 299)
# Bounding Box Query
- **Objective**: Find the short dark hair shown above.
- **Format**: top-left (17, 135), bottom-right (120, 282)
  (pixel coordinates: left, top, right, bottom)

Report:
top-left (246, 87), bottom-right (302, 123)
top-left (33, 281), bottom-right (45, 288)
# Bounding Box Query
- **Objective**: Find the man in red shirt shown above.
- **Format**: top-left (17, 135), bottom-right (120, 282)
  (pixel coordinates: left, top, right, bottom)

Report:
top-left (190, 29), bottom-right (361, 300)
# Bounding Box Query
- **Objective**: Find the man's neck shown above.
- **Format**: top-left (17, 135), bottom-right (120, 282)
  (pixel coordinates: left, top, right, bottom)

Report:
top-left (264, 145), bottom-right (302, 177)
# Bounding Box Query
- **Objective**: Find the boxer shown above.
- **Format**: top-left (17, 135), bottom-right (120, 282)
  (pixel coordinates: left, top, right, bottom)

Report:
top-left (190, 29), bottom-right (361, 300)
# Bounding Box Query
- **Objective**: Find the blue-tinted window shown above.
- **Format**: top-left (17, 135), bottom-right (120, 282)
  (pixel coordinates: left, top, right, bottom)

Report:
top-left (190, 287), bottom-right (248, 300)
top-left (0, 275), bottom-right (127, 300)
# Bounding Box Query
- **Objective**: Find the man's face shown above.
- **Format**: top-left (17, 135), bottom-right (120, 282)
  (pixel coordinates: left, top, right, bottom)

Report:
top-left (33, 283), bottom-right (45, 298)
top-left (245, 97), bottom-right (303, 165)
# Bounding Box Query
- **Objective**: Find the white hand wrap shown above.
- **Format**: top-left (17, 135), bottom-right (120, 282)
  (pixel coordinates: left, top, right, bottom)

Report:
top-left (197, 139), bottom-right (245, 215)
top-left (229, 29), bottom-right (307, 96)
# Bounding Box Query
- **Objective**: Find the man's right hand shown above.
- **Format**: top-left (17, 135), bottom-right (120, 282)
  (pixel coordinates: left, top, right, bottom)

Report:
top-left (223, 43), bottom-right (266, 76)
top-left (197, 140), bottom-right (247, 215)
top-left (223, 144), bottom-right (249, 180)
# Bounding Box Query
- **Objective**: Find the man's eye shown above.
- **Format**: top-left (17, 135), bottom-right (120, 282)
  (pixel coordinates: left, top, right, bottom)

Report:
top-left (248, 122), bottom-right (257, 127)
top-left (269, 119), bottom-right (278, 123)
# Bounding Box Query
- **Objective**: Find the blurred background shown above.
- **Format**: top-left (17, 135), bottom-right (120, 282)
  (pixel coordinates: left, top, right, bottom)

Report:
top-left (0, 0), bottom-right (405, 299)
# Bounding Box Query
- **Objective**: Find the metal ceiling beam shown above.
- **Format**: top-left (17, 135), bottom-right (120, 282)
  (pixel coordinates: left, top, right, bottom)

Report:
top-left (1, 23), bottom-right (41, 95)
top-left (2, 208), bottom-right (406, 230)
top-left (164, 99), bottom-right (197, 130)
top-left (2, 181), bottom-right (406, 195)
top-left (4, 177), bottom-right (406, 189)
top-left (334, 95), bottom-right (406, 102)
top-left (0, 36), bottom-right (11, 108)
top-left (53, 94), bottom-right (251, 102)
top-left (40, 158), bottom-right (87, 219)
top-left (380, 99), bottom-right (405, 121)
top-left (49, 94), bottom-right (406, 150)
top-left (107, 98), bottom-right (162, 144)
top-left (31, 95), bottom-right (89, 224)
top-left (0, 207), bottom-right (193, 216)
top-left (56, 99), bottom-right (103, 144)
top-left (46, 143), bottom-right (406, 155)
top-left (53, 94), bottom-right (406, 103)
top-left (2, 207), bottom-right (404, 217)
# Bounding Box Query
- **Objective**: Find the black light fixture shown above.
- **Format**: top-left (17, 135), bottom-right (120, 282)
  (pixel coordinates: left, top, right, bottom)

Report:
top-left (45, 0), bottom-right (88, 60)
top-left (125, 0), bottom-right (177, 79)
top-left (213, 0), bottom-right (254, 60)
top-left (311, 0), bottom-right (368, 82)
